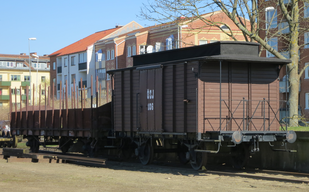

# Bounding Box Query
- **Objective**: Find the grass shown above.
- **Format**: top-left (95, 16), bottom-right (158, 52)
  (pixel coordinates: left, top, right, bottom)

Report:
top-left (287, 126), bottom-right (309, 131)
top-left (17, 141), bottom-right (28, 149)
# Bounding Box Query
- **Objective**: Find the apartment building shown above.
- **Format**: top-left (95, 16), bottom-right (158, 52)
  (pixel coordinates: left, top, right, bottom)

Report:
top-left (94, 10), bottom-right (248, 101)
top-left (259, 0), bottom-right (309, 118)
top-left (0, 53), bottom-right (50, 107)
top-left (49, 21), bottom-right (143, 99)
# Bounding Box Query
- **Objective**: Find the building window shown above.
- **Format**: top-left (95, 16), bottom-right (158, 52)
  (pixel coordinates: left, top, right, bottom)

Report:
top-left (199, 40), bottom-right (207, 45)
top-left (305, 3), bottom-right (309, 18)
top-left (71, 74), bottom-right (76, 84)
top-left (139, 45), bottom-right (146, 54)
top-left (306, 93), bottom-right (309, 109)
top-left (132, 45), bottom-right (136, 55)
top-left (107, 50), bottom-right (110, 60)
top-left (127, 46), bottom-right (131, 57)
top-left (305, 63), bottom-right (309, 79)
top-left (17, 63), bottom-right (23, 68)
top-left (24, 76), bottom-right (30, 82)
top-left (53, 62), bottom-right (56, 70)
top-left (71, 56), bottom-right (76, 66)
top-left (166, 35), bottom-right (174, 50)
top-left (41, 76), bottom-right (46, 82)
top-left (42, 90), bottom-right (45, 95)
top-left (6, 62), bottom-right (16, 68)
top-left (96, 49), bottom-right (102, 62)
top-left (265, 7), bottom-right (277, 29)
top-left (102, 53), bottom-right (105, 61)
top-left (0, 75), bottom-right (2, 81)
top-left (155, 42), bottom-right (163, 52)
top-left (11, 75), bottom-right (21, 81)
top-left (111, 49), bottom-right (115, 60)
top-left (11, 89), bottom-right (20, 95)
top-left (64, 57), bottom-right (68, 67)
top-left (23, 89), bottom-right (30, 95)
top-left (79, 52), bottom-right (87, 63)
top-left (266, 37), bottom-right (278, 58)
top-left (305, 32), bottom-right (309, 49)
top-left (57, 57), bottom-right (62, 66)
top-left (279, 22), bottom-right (289, 34)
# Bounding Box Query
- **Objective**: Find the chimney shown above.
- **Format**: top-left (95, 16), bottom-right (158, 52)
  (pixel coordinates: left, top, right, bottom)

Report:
top-left (20, 53), bottom-right (26, 56)
top-left (30, 52), bottom-right (37, 56)
top-left (43, 54), bottom-right (49, 57)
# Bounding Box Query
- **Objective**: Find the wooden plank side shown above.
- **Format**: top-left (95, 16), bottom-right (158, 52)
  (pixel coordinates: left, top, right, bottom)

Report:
top-left (199, 62), bottom-right (229, 132)
top-left (163, 66), bottom-right (173, 132)
top-left (155, 68), bottom-right (162, 132)
top-left (114, 72), bottom-right (122, 132)
top-left (186, 62), bottom-right (198, 133)
top-left (175, 64), bottom-right (184, 132)
top-left (132, 70), bottom-right (140, 131)
top-left (123, 70), bottom-right (131, 132)
top-left (139, 70), bottom-right (148, 132)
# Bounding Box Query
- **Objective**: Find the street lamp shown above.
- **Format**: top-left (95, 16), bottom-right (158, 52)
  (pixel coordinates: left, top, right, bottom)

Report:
top-left (28, 37), bottom-right (36, 104)
top-left (32, 54), bottom-right (39, 105)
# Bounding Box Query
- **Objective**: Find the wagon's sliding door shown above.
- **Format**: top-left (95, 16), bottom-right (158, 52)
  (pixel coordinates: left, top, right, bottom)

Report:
top-left (139, 68), bottom-right (162, 132)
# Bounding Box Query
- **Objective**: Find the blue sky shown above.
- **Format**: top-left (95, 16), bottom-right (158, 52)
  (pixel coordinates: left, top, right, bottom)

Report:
top-left (0, 0), bottom-right (156, 56)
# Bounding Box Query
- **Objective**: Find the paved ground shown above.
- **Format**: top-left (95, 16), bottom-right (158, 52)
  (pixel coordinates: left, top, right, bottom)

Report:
top-left (0, 157), bottom-right (309, 192)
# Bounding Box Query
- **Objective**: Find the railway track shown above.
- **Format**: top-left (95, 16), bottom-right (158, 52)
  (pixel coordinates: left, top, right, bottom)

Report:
top-left (2, 148), bottom-right (309, 184)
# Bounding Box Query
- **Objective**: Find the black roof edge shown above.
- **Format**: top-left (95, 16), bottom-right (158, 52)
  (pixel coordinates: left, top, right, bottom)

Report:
top-left (107, 55), bottom-right (291, 74)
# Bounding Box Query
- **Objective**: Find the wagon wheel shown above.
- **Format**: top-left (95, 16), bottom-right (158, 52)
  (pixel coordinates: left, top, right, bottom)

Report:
top-left (177, 143), bottom-right (189, 165)
top-left (231, 143), bottom-right (250, 169)
top-left (139, 142), bottom-right (154, 165)
top-left (12, 135), bottom-right (18, 148)
top-left (190, 149), bottom-right (207, 170)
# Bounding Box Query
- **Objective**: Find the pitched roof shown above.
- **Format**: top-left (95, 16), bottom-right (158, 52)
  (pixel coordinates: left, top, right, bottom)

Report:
top-left (49, 27), bottom-right (120, 57)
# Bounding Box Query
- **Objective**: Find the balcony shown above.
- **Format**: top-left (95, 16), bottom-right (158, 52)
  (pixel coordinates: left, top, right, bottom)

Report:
top-left (21, 81), bottom-right (30, 87)
top-left (21, 95), bottom-right (31, 100)
top-left (79, 62), bottom-right (87, 70)
top-left (0, 81), bottom-right (11, 86)
top-left (0, 95), bottom-right (10, 100)
top-left (79, 81), bottom-right (87, 88)
top-left (57, 66), bottom-right (62, 74)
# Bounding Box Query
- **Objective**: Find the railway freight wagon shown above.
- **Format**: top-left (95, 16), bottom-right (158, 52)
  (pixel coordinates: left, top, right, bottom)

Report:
top-left (108, 41), bottom-right (296, 169)
top-left (10, 41), bottom-right (296, 170)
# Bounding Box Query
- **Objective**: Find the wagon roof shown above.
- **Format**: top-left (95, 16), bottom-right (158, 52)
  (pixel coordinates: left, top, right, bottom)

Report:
top-left (108, 41), bottom-right (291, 73)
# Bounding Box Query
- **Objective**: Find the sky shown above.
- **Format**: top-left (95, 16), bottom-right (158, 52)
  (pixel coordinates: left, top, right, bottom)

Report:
top-left (0, 0), bottom-right (156, 56)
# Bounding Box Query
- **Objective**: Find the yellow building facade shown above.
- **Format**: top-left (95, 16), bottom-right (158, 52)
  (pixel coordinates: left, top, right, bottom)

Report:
top-left (0, 53), bottom-right (50, 107)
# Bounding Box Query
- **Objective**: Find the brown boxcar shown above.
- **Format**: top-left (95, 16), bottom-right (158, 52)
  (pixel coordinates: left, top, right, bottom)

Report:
top-left (108, 41), bottom-right (296, 169)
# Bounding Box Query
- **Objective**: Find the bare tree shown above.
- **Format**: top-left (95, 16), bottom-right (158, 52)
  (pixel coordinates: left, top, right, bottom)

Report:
top-left (140, 0), bottom-right (309, 126)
